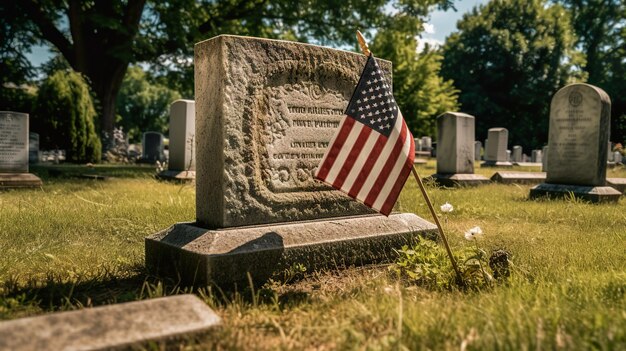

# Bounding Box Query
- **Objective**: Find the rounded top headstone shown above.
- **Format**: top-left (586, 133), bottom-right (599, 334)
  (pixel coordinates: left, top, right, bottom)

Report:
top-left (551, 83), bottom-right (611, 107)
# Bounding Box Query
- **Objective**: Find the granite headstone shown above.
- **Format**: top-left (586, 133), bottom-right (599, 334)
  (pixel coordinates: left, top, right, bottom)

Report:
top-left (482, 128), bottom-right (512, 167)
top-left (141, 132), bottom-right (166, 163)
top-left (157, 100), bottom-right (196, 181)
top-left (0, 112), bottom-right (42, 188)
top-left (530, 83), bottom-right (621, 202)
top-left (146, 35), bottom-right (436, 286)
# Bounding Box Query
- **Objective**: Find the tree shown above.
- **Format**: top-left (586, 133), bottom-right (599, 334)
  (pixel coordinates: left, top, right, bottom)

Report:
top-left (441, 0), bottom-right (584, 150)
top-left (556, 0), bottom-right (626, 143)
top-left (32, 70), bottom-right (101, 163)
top-left (116, 65), bottom-right (181, 142)
top-left (1, 0), bottom-right (455, 149)
top-left (372, 26), bottom-right (459, 138)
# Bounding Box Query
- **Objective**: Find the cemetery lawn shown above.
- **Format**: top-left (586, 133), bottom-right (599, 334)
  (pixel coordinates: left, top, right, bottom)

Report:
top-left (1, 163), bottom-right (624, 350)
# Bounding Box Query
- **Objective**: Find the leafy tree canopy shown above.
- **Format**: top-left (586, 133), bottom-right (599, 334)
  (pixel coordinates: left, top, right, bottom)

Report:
top-left (441, 0), bottom-right (585, 150)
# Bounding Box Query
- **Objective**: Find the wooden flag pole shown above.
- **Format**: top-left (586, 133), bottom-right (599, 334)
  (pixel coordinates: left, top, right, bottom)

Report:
top-left (355, 30), bottom-right (464, 286)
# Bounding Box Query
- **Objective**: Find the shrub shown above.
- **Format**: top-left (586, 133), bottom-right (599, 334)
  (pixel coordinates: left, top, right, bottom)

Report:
top-left (32, 70), bottom-right (101, 163)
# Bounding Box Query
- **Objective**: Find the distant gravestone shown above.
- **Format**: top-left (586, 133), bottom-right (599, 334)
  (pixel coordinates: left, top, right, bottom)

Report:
top-left (28, 132), bottom-right (39, 164)
top-left (512, 145), bottom-right (522, 163)
top-left (506, 149), bottom-right (511, 161)
top-left (531, 150), bottom-right (542, 163)
top-left (541, 146), bottom-right (548, 172)
top-left (146, 35), bottom-right (436, 286)
top-left (474, 141), bottom-right (482, 161)
top-left (431, 112), bottom-right (489, 186)
top-left (614, 151), bottom-right (622, 164)
top-left (530, 83), bottom-right (621, 202)
top-left (0, 112), bottom-right (42, 188)
top-left (481, 128), bottom-right (512, 167)
top-left (157, 100), bottom-right (196, 181)
top-left (421, 136), bottom-right (432, 151)
top-left (141, 132), bottom-right (166, 163)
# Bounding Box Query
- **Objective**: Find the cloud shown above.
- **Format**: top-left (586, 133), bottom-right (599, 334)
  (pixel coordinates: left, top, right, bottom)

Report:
top-left (417, 38), bottom-right (443, 52)
top-left (423, 23), bottom-right (436, 35)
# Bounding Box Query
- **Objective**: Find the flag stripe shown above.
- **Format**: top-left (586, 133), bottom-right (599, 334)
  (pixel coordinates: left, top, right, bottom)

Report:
top-left (315, 117), bottom-right (354, 180)
top-left (347, 134), bottom-right (387, 198)
top-left (373, 119), bottom-right (414, 213)
top-left (357, 117), bottom-right (403, 202)
top-left (332, 124), bottom-right (373, 189)
top-left (325, 122), bottom-right (365, 185)
top-left (340, 131), bottom-right (379, 193)
top-left (363, 119), bottom-right (408, 208)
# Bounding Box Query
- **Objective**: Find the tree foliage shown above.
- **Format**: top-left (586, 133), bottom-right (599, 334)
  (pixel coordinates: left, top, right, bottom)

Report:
top-left (116, 65), bottom-right (181, 142)
top-left (556, 0), bottom-right (626, 143)
top-left (32, 70), bottom-right (101, 163)
top-left (372, 27), bottom-right (459, 138)
top-left (441, 0), bottom-right (584, 150)
top-left (1, 0), bottom-right (455, 149)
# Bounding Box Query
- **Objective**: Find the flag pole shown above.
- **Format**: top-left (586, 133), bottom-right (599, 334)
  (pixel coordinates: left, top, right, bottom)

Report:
top-left (355, 31), bottom-right (464, 286)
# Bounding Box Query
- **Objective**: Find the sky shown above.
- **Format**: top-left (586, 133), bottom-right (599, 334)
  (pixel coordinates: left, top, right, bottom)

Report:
top-left (25, 0), bottom-right (489, 67)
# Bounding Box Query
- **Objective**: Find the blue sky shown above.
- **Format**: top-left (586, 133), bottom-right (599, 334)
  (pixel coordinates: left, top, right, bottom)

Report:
top-left (25, 0), bottom-right (489, 67)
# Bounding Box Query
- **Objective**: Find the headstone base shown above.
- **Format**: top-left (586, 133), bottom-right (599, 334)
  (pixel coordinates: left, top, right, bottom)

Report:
top-left (156, 170), bottom-right (196, 182)
top-left (491, 171), bottom-right (546, 184)
top-left (606, 178), bottom-right (626, 194)
top-left (513, 162), bottom-right (542, 168)
top-left (145, 213), bottom-right (436, 287)
top-left (414, 159), bottom-right (428, 165)
top-left (0, 173), bottom-right (42, 189)
top-left (481, 161), bottom-right (514, 168)
top-left (415, 151), bottom-right (431, 159)
top-left (0, 295), bottom-right (220, 351)
top-left (430, 173), bottom-right (490, 187)
top-left (529, 183), bottom-right (621, 203)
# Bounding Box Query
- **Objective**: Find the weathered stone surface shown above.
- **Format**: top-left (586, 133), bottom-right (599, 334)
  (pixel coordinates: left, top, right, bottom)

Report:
top-left (430, 173), bottom-right (490, 187)
top-left (168, 99), bottom-right (196, 172)
top-left (436, 112), bottom-right (475, 174)
top-left (606, 178), bottom-right (626, 194)
top-left (546, 83), bottom-right (611, 186)
top-left (0, 111), bottom-right (28, 173)
top-left (194, 35), bottom-right (393, 228)
top-left (482, 128), bottom-right (512, 167)
top-left (491, 171), bottom-right (546, 184)
top-left (0, 173), bottom-right (42, 188)
top-left (0, 295), bottom-right (221, 351)
top-left (530, 183), bottom-right (621, 203)
top-left (146, 213), bottom-right (436, 286)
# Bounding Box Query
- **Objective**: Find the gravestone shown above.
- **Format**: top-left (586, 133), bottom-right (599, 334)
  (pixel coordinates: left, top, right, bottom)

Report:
top-left (0, 112), bottom-right (42, 188)
top-left (512, 145), bottom-right (522, 163)
top-left (157, 100), bottom-right (196, 181)
top-left (421, 136), bottom-right (432, 152)
top-left (431, 112), bottom-right (489, 186)
top-left (614, 151), bottom-right (623, 164)
top-left (0, 295), bottom-right (220, 351)
top-left (542, 146), bottom-right (548, 171)
top-left (482, 128), bottom-right (513, 167)
top-left (531, 150), bottom-right (542, 163)
top-left (474, 141), bottom-right (482, 161)
top-left (530, 83), bottom-right (621, 202)
top-left (28, 132), bottom-right (39, 163)
top-left (506, 149), bottom-right (511, 161)
top-left (491, 171), bottom-right (546, 184)
top-left (141, 132), bottom-right (166, 163)
top-left (146, 35), bottom-right (436, 286)
top-left (413, 137), bottom-right (429, 162)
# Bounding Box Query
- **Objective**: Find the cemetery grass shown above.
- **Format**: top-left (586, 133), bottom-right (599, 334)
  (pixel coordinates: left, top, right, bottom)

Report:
top-left (0, 163), bottom-right (624, 350)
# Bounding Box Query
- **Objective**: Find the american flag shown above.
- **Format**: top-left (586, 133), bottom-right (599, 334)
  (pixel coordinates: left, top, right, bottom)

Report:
top-left (314, 55), bottom-right (415, 216)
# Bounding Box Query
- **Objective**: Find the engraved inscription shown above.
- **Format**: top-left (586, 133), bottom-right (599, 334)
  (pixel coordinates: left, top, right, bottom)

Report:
top-left (262, 81), bottom-right (346, 192)
top-left (0, 112), bottom-right (28, 172)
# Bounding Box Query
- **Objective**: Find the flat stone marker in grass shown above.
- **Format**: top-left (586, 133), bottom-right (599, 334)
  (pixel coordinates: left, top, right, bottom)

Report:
top-left (157, 99), bottom-right (196, 182)
top-left (606, 178), bottom-right (626, 194)
top-left (430, 112), bottom-right (489, 187)
top-left (481, 128), bottom-right (513, 167)
top-left (0, 111), bottom-right (42, 189)
top-left (0, 295), bottom-right (220, 351)
top-left (530, 83), bottom-right (621, 202)
top-left (146, 35), bottom-right (436, 287)
top-left (491, 171), bottom-right (546, 184)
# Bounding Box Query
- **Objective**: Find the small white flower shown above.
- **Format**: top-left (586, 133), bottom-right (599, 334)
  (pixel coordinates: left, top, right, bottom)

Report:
top-left (464, 226), bottom-right (483, 241)
top-left (440, 202), bottom-right (454, 213)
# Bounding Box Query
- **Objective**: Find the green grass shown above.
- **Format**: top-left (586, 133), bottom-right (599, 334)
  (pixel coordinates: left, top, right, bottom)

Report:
top-left (1, 163), bottom-right (625, 350)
